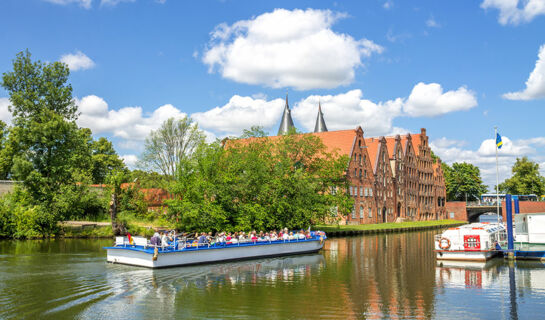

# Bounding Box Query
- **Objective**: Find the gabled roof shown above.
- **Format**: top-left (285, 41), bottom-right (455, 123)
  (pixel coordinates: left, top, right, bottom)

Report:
top-left (400, 133), bottom-right (421, 156)
top-left (385, 137), bottom-right (397, 160)
top-left (310, 129), bottom-right (356, 156)
top-left (364, 137), bottom-right (381, 174)
top-left (229, 129), bottom-right (358, 159)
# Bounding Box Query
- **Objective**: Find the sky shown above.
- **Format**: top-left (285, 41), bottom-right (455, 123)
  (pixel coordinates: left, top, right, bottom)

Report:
top-left (0, 0), bottom-right (544, 189)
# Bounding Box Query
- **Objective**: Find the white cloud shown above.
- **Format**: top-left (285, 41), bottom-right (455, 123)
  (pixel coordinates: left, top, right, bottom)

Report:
top-left (383, 1), bottom-right (394, 10)
top-left (202, 8), bottom-right (383, 90)
top-left (43, 0), bottom-right (92, 9)
top-left (0, 98), bottom-right (13, 125)
top-left (292, 90), bottom-right (403, 136)
top-left (403, 82), bottom-right (478, 117)
top-left (503, 44), bottom-right (545, 100)
top-left (426, 16), bottom-right (440, 28)
top-left (121, 154), bottom-right (138, 168)
top-left (191, 95), bottom-right (285, 136)
top-left (60, 51), bottom-right (95, 71)
top-left (481, 0), bottom-right (545, 25)
top-left (431, 135), bottom-right (545, 188)
top-left (76, 95), bottom-right (187, 142)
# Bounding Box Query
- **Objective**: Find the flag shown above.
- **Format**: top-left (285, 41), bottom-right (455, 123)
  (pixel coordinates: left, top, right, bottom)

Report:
top-left (496, 133), bottom-right (503, 149)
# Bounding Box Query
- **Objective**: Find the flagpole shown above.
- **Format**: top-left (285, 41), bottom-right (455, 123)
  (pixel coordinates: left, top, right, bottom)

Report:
top-left (495, 126), bottom-right (500, 225)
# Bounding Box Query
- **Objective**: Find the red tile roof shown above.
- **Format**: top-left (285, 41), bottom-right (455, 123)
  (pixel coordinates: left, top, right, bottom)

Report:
top-left (364, 137), bottom-right (381, 173)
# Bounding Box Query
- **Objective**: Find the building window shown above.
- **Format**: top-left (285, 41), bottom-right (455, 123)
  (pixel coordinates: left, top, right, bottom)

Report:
top-left (369, 188), bottom-right (373, 196)
top-left (359, 169), bottom-right (362, 178)
top-left (364, 188), bottom-right (368, 197)
top-left (368, 207), bottom-right (372, 218)
top-left (354, 168), bottom-right (357, 177)
top-left (360, 187), bottom-right (363, 197)
top-left (349, 186), bottom-right (353, 196)
top-left (360, 206), bottom-right (364, 218)
top-left (351, 205), bottom-right (356, 219)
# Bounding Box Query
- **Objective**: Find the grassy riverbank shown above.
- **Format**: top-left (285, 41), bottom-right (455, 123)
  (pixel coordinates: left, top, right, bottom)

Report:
top-left (316, 219), bottom-right (466, 236)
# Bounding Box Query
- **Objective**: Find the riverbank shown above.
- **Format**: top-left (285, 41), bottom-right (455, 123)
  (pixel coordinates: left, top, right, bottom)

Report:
top-left (316, 219), bottom-right (466, 237)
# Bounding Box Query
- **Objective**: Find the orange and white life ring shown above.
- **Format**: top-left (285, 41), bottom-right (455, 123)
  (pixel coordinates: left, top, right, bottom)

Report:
top-left (439, 237), bottom-right (451, 250)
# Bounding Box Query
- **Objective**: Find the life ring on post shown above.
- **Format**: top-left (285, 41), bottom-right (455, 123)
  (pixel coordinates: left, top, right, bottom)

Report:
top-left (439, 237), bottom-right (451, 250)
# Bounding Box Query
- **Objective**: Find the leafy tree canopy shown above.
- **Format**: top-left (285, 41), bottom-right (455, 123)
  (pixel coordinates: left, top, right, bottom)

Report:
top-left (167, 131), bottom-right (353, 232)
top-left (139, 117), bottom-right (205, 178)
top-left (499, 157), bottom-right (545, 196)
top-left (443, 162), bottom-right (488, 201)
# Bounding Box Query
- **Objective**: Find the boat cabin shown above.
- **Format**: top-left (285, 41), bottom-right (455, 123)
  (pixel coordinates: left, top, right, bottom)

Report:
top-left (515, 212), bottom-right (545, 245)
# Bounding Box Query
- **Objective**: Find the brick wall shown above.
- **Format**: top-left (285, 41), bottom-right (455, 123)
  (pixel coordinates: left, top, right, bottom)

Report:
top-left (445, 201), bottom-right (467, 221)
top-left (501, 201), bottom-right (545, 221)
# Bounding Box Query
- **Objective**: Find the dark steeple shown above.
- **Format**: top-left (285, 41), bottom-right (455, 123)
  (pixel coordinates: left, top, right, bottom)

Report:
top-left (313, 101), bottom-right (328, 133)
top-left (277, 93), bottom-right (295, 135)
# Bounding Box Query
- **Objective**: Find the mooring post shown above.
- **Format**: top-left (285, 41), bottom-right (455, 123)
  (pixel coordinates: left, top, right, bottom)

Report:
top-left (506, 194), bottom-right (515, 260)
top-left (514, 196), bottom-right (520, 215)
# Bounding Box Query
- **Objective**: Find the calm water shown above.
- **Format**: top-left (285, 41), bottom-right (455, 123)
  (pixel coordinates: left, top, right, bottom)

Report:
top-left (1, 231), bottom-right (544, 319)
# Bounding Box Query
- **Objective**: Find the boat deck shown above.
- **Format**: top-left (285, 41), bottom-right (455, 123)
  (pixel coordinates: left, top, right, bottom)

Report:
top-left (104, 235), bottom-right (326, 254)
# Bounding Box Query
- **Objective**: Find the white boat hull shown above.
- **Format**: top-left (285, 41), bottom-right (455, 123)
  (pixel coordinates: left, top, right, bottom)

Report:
top-left (107, 240), bottom-right (324, 268)
top-left (436, 250), bottom-right (498, 262)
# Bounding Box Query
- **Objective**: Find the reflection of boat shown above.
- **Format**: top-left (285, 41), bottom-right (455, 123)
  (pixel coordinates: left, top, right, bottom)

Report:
top-left (435, 258), bottom-right (504, 289)
top-left (434, 223), bottom-right (505, 261)
top-left (104, 232), bottom-right (327, 268)
top-left (436, 258), bottom-right (503, 270)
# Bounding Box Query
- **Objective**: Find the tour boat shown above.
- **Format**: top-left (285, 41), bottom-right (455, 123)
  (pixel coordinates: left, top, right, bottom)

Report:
top-left (104, 231), bottom-right (327, 268)
top-left (434, 223), bottom-right (506, 261)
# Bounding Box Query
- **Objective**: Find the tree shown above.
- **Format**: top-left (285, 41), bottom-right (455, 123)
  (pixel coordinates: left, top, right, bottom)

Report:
top-left (167, 131), bottom-right (352, 232)
top-left (90, 136), bottom-right (126, 184)
top-left (499, 157), bottom-right (545, 195)
top-left (1, 50), bottom-right (94, 234)
top-left (0, 120), bottom-right (13, 179)
top-left (443, 162), bottom-right (488, 201)
top-left (139, 117), bottom-right (205, 178)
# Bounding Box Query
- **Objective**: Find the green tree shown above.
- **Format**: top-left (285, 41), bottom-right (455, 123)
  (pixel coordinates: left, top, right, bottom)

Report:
top-left (499, 157), bottom-right (545, 195)
top-left (90, 136), bottom-right (126, 184)
top-left (443, 162), bottom-right (488, 201)
top-left (0, 120), bottom-right (13, 179)
top-left (1, 50), bottom-right (94, 235)
top-left (139, 116), bottom-right (206, 178)
top-left (168, 131), bottom-right (352, 232)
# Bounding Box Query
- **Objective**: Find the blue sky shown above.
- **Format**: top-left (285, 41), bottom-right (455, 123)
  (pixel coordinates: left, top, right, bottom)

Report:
top-left (1, 0), bottom-right (544, 188)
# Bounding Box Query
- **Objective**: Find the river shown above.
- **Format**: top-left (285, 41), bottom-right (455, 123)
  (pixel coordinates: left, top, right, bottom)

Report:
top-left (1, 230), bottom-right (544, 319)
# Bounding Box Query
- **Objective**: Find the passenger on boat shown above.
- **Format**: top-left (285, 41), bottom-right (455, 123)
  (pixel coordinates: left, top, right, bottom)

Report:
top-left (282, 231), bottom-right (289, 240)
top-left (288, 232), bottom-right (295, 240)
top-left (151, 231), bottom-right (161, 246)
top-left (225, 233), bottom-right (232, 244)
top-left (270, 232), bottom-right (278, 241)
top-left (251, 231), bottom-right (258, 243)
top-left (198, 232), bottom-right (208, 245)
top-left (161, 232), bottom-right (169, 248)
top-left (239, 232), bottom-right (246, 242)
top-left (298, 230), bottom-right (306, 240)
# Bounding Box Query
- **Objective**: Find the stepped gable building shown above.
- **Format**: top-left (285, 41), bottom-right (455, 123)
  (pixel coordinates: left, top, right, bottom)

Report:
top-left (400, 134), bottom-right (419, 219)
top-left (366, 136), bottom-right (396, 223)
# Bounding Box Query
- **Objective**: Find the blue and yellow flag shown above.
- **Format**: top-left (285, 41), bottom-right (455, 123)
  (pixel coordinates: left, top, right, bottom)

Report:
top-left (496, 133), bottom-right (503, 149)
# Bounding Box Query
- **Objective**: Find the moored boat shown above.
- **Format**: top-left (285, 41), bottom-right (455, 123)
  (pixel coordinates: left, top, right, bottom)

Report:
top-left (434, 223), bottom-right (505, 261)
top-left (104, 231), bottom-right (327, 268)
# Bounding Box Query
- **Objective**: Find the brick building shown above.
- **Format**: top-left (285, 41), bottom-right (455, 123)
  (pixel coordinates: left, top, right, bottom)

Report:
top-left (269, 99), bottom-right (448, 224)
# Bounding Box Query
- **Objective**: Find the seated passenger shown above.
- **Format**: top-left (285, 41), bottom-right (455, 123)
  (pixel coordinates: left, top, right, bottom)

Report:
top-left (225, 233), bottom-right (232, 244)
top-left (282, 232), bottom-right (289, 240)
top-left (239, 232), bottom-right (246, 242)
top-left (288, 232), bottom-right (295, 240)
top-left (270, 232), bottom-right (278, 241)
top-left (198, 232), bottom-right (208, 245)
top-left (251, 231), bottom-right (258, 242)
top-left (298, 230), bottom-right (306, 239)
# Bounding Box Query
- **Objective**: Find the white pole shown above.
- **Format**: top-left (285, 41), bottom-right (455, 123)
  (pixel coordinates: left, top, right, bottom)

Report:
top-left (495, 126), bottom-right (500, 225)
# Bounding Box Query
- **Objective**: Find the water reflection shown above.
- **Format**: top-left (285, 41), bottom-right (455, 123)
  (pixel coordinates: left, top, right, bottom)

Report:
top-left (2, 234), bottom-right (545, 319)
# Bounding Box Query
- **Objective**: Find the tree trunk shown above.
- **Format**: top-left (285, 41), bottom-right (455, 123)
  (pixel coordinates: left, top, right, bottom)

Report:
top-left (109, 193), bottom-right (122, 235)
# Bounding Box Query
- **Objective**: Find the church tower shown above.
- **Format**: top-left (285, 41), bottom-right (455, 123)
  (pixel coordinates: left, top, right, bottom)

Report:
top-left (313, 101), bottom-right (328, 133)
top-left (277, 94), bottom-right (295, 135)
